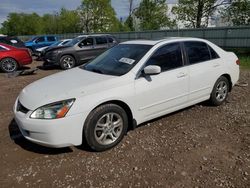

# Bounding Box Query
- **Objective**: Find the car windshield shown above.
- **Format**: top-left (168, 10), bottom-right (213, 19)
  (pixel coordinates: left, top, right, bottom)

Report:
top-left (81, 44), bottom-right (152, 76)
top-left (26, 37), bottom-right (37, 42)
top-left (66, 37), bottom-right (84, 46)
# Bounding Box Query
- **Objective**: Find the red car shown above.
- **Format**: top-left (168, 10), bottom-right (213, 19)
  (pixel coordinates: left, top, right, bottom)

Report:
top-left (0, 43), bottom-right (32, 73)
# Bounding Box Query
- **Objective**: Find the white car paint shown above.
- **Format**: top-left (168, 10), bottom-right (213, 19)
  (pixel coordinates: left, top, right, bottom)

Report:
top-left (13, 37), bottom-right (240, 148)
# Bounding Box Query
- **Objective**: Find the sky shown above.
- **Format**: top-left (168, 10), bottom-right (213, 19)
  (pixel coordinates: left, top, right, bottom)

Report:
top-left (0, 0), bottom-right (135, 25)
top-left (0, 0), bottom-right (176, 25)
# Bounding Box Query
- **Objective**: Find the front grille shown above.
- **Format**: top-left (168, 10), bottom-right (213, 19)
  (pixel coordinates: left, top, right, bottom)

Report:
top-left (17, 101), bottom-right (29, 114)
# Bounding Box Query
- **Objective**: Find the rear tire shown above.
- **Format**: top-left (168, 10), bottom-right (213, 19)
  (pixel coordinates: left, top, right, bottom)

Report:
top-left (59, 55), bottom-right (75, 70)
top-left (0, 58), bottom-right (18, 73)
top-left (209, 76), bottom-right (229, 106)
top-left (83, 104), bottom-right (128, 151)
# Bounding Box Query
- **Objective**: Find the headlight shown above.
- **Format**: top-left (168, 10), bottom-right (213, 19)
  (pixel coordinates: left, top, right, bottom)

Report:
top-left (30, 99), bottom-right (75, 119)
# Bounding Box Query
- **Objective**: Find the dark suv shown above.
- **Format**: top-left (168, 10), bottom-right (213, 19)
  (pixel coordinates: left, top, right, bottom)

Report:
top-left (43, 34), bottom-right (118, 69)
top-left (0, 36), bottom-right (25, 48)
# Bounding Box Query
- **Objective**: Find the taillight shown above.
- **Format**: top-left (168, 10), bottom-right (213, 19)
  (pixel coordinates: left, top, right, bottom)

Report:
top-left (236, 59), bottom-right (240, 65)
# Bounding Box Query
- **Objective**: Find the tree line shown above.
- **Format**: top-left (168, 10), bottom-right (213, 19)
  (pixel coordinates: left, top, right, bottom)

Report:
top-left (0, 0), bottom-right (249, 36)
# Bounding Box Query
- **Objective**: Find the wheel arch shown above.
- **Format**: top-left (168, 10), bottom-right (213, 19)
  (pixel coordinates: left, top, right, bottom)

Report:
top-left (60, 53), bottom-right (77, 63)
top-left (90, 100), bottom-right (136, 131)
top-left (221, 73), bottom-right (232, 92)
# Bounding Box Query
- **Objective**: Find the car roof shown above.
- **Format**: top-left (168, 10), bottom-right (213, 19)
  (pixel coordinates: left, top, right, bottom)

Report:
top-left (121, 37), bottom-right (208, 46)
top-left (77, 34), bottom-right (113, 38)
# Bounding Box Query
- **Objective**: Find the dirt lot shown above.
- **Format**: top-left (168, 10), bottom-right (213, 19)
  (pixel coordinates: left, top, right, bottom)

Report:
top-left (0, 61), bottom-right (250, 187)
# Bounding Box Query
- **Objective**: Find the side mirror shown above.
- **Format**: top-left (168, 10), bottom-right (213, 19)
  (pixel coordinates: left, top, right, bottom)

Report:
top-left (143, 65), bottom-right (161, 75)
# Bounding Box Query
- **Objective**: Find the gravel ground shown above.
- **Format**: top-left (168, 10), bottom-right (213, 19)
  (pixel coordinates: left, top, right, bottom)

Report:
top-left (0, 61), bottom-right (249, 187)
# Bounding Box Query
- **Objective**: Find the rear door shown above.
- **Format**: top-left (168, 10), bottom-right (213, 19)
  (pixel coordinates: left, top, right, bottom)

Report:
top-left (184, 41), bottom-right (222, 101)
top-left (94, 36), bottom-right (109, 55)
top-left (76, 37), bottom-right (96, 62)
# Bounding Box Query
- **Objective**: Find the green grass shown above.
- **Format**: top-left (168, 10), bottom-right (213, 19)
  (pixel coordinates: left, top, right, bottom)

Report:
top-left (227, 48), bottom-right (250, 69)
top-left (239, 56), bottom-right (250, 69)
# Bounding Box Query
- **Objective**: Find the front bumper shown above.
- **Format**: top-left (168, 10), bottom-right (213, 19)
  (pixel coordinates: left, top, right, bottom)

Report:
top-left (13, 100), bottom-right (85, 148)
top-left (43, 52), bottom-right (59, 65)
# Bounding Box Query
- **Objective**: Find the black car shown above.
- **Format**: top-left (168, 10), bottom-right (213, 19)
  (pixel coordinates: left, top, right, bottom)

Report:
top-left (43, 34), bottom-right (118, 69)
top-left (0, 36), bottom-right (25, 48)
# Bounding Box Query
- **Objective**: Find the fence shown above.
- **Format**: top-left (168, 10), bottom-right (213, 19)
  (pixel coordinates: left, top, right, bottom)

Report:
top-left (19, 26), bottom-right (250, 49)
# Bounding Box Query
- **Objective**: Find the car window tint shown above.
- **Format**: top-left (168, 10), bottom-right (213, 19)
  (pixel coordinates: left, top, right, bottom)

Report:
top-left (61, 40), bottom-right (69, 45)
top-left (47, 36), bottom-right (56, 42)
top-left (184, 41), bottom-right (211, 64)
top-left (79, 38), bottom-right (94, 47)
top-left (0, 46), bottom-right (6, 51)
top-left (96, 37), bottom-right (107, 45)
top-left (208, 45), bottom-right (219, 59)
top-left (146, 43), bottom-right (183, 72)
top-left (0, 38), bottom-right (10, 45)
top-left (108, 37), bottom-right (114, 43)
top-left (36, 37), bottom-right (45, 43)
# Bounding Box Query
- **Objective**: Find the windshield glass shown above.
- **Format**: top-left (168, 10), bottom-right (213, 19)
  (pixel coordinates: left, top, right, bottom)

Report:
top-left (81, 44), bottom-right (152, 76)
top-left (66, 37), bottom-right (84, 46)
top-left (27, 37), bottom-right (37, 42)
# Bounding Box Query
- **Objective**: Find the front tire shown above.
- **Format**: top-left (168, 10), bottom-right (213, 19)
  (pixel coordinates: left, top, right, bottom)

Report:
top-left (59, 55), bottom-right (75, 70)
top-left (209, 76), bottom-right (229, 106)
top-left (0, 58), bottom-right (18, 73)
top-left (83, 104), bottom-right (128, 151)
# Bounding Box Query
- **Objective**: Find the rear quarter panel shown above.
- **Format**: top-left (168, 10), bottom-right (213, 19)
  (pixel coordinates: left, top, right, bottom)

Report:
top-left (207, 41), bottom-right (240, 86)
top-left (219, 50), bottom-right (240, 86)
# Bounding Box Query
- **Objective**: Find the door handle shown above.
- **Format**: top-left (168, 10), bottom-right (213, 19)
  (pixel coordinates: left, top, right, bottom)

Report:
top-left (177, 72), bottom-right (187, 78)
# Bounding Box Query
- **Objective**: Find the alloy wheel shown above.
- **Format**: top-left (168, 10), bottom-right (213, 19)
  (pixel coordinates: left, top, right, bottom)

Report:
top-left (215, 80), bottom-right (228, 102)
top-left (1, 58), bottom-right (17, 72)
top-left (94, 112), bottom-right (123, 145)
top-left (62, 57), bottom-right (74, 69)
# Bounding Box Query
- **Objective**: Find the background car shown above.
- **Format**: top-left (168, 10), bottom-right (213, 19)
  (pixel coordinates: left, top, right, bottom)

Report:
top-left (0, 36), bottom-right (25, 48)
top-left (35, 39), bottom-right (71, 55)
top-left (0, 43), bottom-right (32, 73)
top-left (25, 35), bottom-right (58, 52)
top-left (35, 39), bottom-right (72, 59)
top-left (43, 34), bottom-right (118, 69)
top-left (14, 38), bottom-right (239, 151)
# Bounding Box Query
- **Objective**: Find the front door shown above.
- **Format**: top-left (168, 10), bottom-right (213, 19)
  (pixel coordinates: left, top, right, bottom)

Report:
top-left (134, 42), bottom-right (189, 122)
top-left (76, 37), bottom-right (96, 62)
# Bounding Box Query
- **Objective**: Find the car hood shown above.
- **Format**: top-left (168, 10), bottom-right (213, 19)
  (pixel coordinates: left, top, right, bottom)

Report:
top-left (36, 46), bottom-right (48, 52)
top-left (24, 41), bottom-right (33, 46)
top-left (46, 45), bottom-right (71, 52)
top-left (18, 68), bottom-right (119, 110)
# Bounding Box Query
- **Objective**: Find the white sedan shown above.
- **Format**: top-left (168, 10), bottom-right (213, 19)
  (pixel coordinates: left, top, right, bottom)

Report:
top-left (14, 37), bottom-right (240, 151)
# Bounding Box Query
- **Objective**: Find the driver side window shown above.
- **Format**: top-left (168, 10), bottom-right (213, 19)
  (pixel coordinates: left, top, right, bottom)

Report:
top-left (146, 43), bottom-right (183, 72)
top-left (79, 38), bottom-right (94, 48)
top-left (36, 37), bottom-right (45, 43)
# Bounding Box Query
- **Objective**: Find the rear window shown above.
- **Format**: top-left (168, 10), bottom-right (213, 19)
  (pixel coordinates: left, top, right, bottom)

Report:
top-left (208, 45), bottom-right (219, 59)
top-left (47, 36), bottom-right (56, 42)
top-left (96, 37), bottom-right (107, 45)
top-left (0, 46), bottom-right (6, 51)
top-left (184, 41), bottom-right (211, 64)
